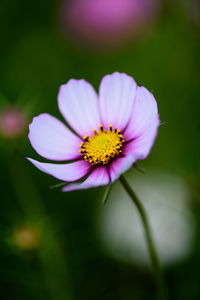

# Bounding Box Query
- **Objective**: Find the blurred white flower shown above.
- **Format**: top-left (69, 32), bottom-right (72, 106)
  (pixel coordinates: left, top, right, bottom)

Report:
top-left (98, 172), bottom-right (195, 267)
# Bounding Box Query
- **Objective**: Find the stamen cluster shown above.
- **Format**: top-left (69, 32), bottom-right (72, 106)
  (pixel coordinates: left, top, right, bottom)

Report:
top-left (79, 124), bottom-right (125, 166)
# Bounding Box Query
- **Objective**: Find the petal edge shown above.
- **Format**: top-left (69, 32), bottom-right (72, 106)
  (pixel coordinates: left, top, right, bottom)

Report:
top-left (27, 158), bottom-right (91, 182)
top-left (58, 79), bottom-right (101, 137)
top-left (28, 113), bottom-right (82, 161)
top-left (62, 166), bottom-right (109, 191)
top-left (99, 72), bottom-right (137, 131)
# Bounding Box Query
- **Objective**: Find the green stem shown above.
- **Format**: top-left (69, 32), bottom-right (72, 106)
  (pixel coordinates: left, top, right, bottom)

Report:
top-left (102, 184), bottom-right (112, 205)
top-left (119, 175), bottom-right (167, 300)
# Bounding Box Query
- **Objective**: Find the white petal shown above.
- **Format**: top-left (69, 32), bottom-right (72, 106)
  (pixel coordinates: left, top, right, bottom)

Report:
top-left (58, 79), bottom-right (101, 138)
top-left (123, 117), bottom-right (160, 160)
top-left (62, 166), bottom-right (110, 191)
top-left (109, 155), bottom-right (137, 183)
top-left (27, 158), bottom-right (91, 182)
top-left (99, 72), bottom-right (137, 131)
top-left (124, 86), bottom-right (159, 141)
top-left (28, 113), bottom-right (82, 161)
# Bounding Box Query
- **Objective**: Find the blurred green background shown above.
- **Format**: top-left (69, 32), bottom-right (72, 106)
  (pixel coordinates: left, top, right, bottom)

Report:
top-left (0, 0), bottom-right (200, 299)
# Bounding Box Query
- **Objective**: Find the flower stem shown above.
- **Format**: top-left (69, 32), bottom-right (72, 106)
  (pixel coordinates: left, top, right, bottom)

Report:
top-left (102, 184), bottom-right (112, 205)
top-left (119, 175), bottom-right (167, 300)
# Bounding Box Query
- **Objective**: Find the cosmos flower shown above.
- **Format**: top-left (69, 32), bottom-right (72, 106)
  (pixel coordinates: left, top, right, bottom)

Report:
top-left (0, 107), bottom-right (27, 139)
top-left (60, 0), bottom-right (160, 50)
top-left (27, 72), bottom-right (160, 192)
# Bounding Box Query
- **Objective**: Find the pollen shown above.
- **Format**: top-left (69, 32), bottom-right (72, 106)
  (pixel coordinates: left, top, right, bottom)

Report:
top-left (79, 124), bottom-right (125, 165)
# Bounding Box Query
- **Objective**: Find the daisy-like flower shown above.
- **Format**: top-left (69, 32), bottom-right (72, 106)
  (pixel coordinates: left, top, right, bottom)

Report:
top-left (27, 72), bottom-right (160, 192)
top-left (0, 107), bottom-right (27, 139)
top-left (60, 0), bottom-right (160, 50)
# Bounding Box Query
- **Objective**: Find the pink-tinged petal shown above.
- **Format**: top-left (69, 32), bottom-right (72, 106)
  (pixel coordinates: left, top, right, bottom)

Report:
top-left (124, 86), bottom-right (159, 141)
top-left (109, 154), bottom-right (137, 182)
top-left (99, 72), bottom-right (137, 131)
top-left (27, 158), bottom-right (91, 182)
top-left (58, 79), bottom-right (101, 137)
top-left (28, 113), bottom-right (82, 161)
top-left (62, 166), bottom-right (109, 191)
top-left (123, 116), bottom-right (160, 160)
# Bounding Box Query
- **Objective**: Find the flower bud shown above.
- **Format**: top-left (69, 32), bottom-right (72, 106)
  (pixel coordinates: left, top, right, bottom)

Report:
top-left (0, 107), bottom-right (27, 139)
top-left (13, 225), bottom-right (40, 251)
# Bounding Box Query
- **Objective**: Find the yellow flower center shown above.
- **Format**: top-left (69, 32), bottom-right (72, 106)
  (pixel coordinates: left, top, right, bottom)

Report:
top-left (79, 124), bottom-right (125, 166)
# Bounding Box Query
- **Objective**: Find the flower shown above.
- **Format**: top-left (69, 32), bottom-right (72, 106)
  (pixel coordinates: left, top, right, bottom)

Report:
top-left (99, 172), bottom-right (195, 267)
top-left (13, 224), bottom-right (41, 251)
top-left (0, 107), bottom-right (27, 139)
top-left (60, 0), bottom-right (160, 50)
top-left (27, 72), bottom-right (160, 192)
